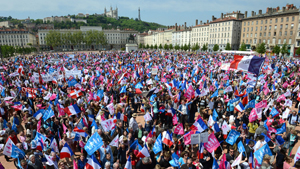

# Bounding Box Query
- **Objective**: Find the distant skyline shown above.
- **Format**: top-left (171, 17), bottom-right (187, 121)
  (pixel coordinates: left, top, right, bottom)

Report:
top-left (1, 0), bottom-right (299, 27)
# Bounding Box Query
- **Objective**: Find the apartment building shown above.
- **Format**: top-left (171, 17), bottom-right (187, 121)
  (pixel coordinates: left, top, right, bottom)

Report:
top-left (0, 28), bottom-right (36, 47)
top-left (191, 20), bottom-right (210, 48)
top-left (43, 16), bottom-right (70, 23)
top-left (208, 12), bottom-right (243, 51)
top-left (241, 4), bottom-right (300, 56)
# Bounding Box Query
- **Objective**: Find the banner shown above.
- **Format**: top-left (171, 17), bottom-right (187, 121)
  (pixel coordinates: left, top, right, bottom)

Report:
top-left (84, 132), bottom-right (103, 155)
top-left (101, 119), bottom-right (116, 132)
top-left (203, 133), bottom-right (220, 153)
top-left (32, 73), bottom-right (53, 83)
top-left (226, 130), bottom-right (240, 145)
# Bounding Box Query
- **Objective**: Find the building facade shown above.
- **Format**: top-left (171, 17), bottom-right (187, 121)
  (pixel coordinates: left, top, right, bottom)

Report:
top-left (43, 16), bottom-right (70, 23)
top-left (0, 21), bottom-right (13, 28)
top-left (240, 4), bottom-right (300, 56)
top-left (191, 20), bottom-right (209, 49)
top-left (0, 28), bottom-right (36, 47)
top-left (208, 12), bottom-right (242, 51)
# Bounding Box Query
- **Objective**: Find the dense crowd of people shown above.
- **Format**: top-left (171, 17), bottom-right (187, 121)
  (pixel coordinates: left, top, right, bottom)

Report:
top-left (0, 50), bottom-right (300, 169)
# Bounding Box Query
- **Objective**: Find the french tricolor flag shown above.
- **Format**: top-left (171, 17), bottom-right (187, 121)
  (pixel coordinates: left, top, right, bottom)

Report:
top-left (166, 107), bottom-right (176, 117)
top-left (124, 156), bottom-right (132, 169)
top-left (85, 154), bottom-right (101, 169)
top-left (33, 109), bottom-right (44, 120)
top-left (136, 144), bottom-right (150, 158)
top-left (88, 115), bottom-right (94, 125)
top-left (64, 104), bottom-right (81, 116)
top-left (73, 127), bottom-right (88, 137)
top-left (198, 143), bottom-right (204, 159)
top-left (234, 102), bottom-right (245, 112)
top-left (229, 55), bottom-right (265, 75)
top-left (162, 130), bottom-right (174, 147)
top-left (60, 143), bottom-right (74, 159)
top-left (140, 104), bottom-right (145, 112)
top-left (190, 118), bottom-right (208, 133)
top-left (249, 152), bottom-right (255, 169)
top-left (36, 140), bottom-right (44, 151)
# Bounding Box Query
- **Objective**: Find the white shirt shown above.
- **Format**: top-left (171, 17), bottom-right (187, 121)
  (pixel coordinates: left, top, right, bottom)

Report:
top-left (129, 117), bottom-right (138, 132)
top-left (254, 140), bottom-right (266, 152)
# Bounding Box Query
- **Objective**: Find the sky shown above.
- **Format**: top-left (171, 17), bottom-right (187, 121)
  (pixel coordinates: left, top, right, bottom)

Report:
top-left (1, 0), bottom-right (299, 26)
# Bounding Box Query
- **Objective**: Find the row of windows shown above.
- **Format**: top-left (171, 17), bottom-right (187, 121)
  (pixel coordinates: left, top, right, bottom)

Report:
top-left (194, 28), bottom-right (207, 32)
top-left (243, 31), bottom-right (294, 37)
top-left (0, 43), bottom-right (26, 46)
top-left (192, 32), bottom-right (209, 36)
top-left (0, 31), bottom-right (28, 34)
top-left (243, 24), bottom-right (294, 32)
top-left (209, 39), bottom-right (230, 44)
top-left (211, 27), bottom-right (231, 32)
top-left (192, 37), bottom-right (209, 41)
top-left (242, 38), bottom-right (292, 44)
top-left (0, 39), bottom-right (28, 43)
top-left (0, 35), bottom-right (28, 38)
top-left (210, 22), bottom-right (236, 27)
top-left (244, 16), bottom-right (295, 26)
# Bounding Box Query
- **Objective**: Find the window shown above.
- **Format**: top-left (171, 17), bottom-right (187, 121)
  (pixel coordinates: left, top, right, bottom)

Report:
top-left (247, 33), bottom-right (249, 37)
top-left (263, 39), bottom-right (266, 43)
top-left (274, 32), bottom-right (276, 36)
top-left (267, 39), bottom-right (270, 44)
top-left (244, 22), bottom-right (246, 26)
top-left (280, 25), bottom-right (283, 29)
top-left (265, 26), bottom-right (267, 30)
top-left (274, 25), bottom-right (277, 30)
top-left (286, 17), bottom-right (289, 22)
top-left (291, 24), bottom-right (294, 29)
top-left (260, 33), bottom-right (262, 36)
top-left (251, 27), bottom-right (253, 31)
top-left (243, 33), bottom-right (245, 37)
top-left (264, 32), bottom-right (266, 36)
top-left (256, 27), bottom-right (258, 31)
top-left (275, 18), bottom-right (277, 23)
top-left (269, 26), bottom-right (271, 30)
top-left (281, 18), bottom-right (283, 22)
top-left (255, 33), bottom-right (257, 37)
top-left (279, 32), bottom-right (282, 36)
top-left (292, 16), bottom-right (294, 21)
top-left (270, 19), bottom-right (272, 24)
top-left (252, 21), bottom-right (254, 25)
top-left (259, 39), bottom-right (261, 43)
top-left (284, 31), bottom-right (287, 36)
top-left (254, 39), bottom-right (257, 44)
top-left (285, 24), bottom-right (288, 29)
top-left (248, 22), bottom-right (250, 26)
top-left (283, 39), bottom-right (286, 43)
top-left (256, 21), bottom-right (258, 25)
top-left (272, 38), bottom-right (276, 44)
top-left (278, 39), bottom-right (281, 44)
top-left (246, 39), bottom-right (248, 43)
top-left (251, 33), bottom-right (252, 37)
top-left (265, 20), bottom-right (267, 24)
top-left (289, 38), bottom-right (292, 44)
top-left (250, 39), bottom-right (252, 43)
top-left (260, 26), bottom-right (262, 31)
top-left (290, 31), bottom-right (293, 35)
top-left (247, 27), bottom-right (249, 31)
top-left (268, 32), bottom-right (271, 36)
top-left (261, 20), bottom-right (263, 24)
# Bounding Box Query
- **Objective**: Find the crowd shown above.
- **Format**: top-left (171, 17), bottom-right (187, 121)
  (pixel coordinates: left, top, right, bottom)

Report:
top-left (0, 50), bottom-right (299, 169)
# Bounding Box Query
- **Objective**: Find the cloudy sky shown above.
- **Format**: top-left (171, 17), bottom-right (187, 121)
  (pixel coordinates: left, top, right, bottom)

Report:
top-left (1, 0), bottom-right (299, 26)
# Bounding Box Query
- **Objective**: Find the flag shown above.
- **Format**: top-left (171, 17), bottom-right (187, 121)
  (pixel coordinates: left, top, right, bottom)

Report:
top-left (33, 109), bottom-right (44, 120)
top-left (212, 158), bottom-right (219, 169)
top-left (242, 96), bottom-right (248, 106)
top-left (226, 130), bottom-right (240, 145)
top-left (166, 107), bottom-right (176, 117)
top-left (109, 135), bottom-right (119, 147)
top-left (275, 135), bottom-right (285, 145)
top-left (244, 100), bottom-right (255, 110)
top-left (69, 90), bottom-right (83, 99)
top-left (232, 152), bottom-right (243, 166)
top-left (42, 106), bottom-right (55, 121)
top-left (64, 104), bottom-right (81, 116)
top-left (50, 138), bottom-right (59, 153)
top-left (212, 122), bottom-right (221, 133)
top-left (229, 55), bottom-right (265, 75)
top-left (234, 102), bottom-right (245, 112)
top-left (169, 153), bottom-right (180, 167)
top-left (73, 127), bottom-right (88, 137)
top-left (294, 147), bottom-right (300, 165)
top-left (254, 144), bottom-right (273, 164)
top-left (174, 123), bottom-right (184, 135)
top-left (249, 152), bottom-right (255, 169)
top-left (60, 143), bottom-right (74, 159)
top-left (153, 134), bottom-right (163, 154)
top-left (36, 140), bottom-right (44, 151)
top-left (11, 144), bottom-right (25, 158)
top-left (136, 144), bottom-right (150, 158)
top-left (3, 138), bottom-right (14, 157)
top-left (190, 118), bottom-right (208, 132)
top-left (120, 86), bottom-right (127, 94)
top-left (270, 107), bottom-right (279, 117)
top-left (85, 154), bottom-right (102, 169)
top-left (84, 132), bottom-right (103, 155)
top-left (162, 130), bottom-right (173, 147)
top-left (198, 143), bottom-right (204, 159)
top-left (210, 90), bottom-right (218, 98)
top-left (124, 156), bottom-right (132, 169)
top-left (237, 141), bottom-right (246, 153)
top-left (203, 133), bottom-right (220, 153)
top-left (212, 109), bottom-right (218, 121)
top-left (276, 123), bottom-right (286, 134)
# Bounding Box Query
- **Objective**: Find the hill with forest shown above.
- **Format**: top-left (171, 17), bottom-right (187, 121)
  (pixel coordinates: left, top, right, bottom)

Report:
top-left (0, 15), bottom-right (166, 33)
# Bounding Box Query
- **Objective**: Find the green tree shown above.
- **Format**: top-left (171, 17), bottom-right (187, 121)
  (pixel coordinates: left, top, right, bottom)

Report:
top-left (146, 44), bottom-right (150, 49)
top-left (192, 43), bottom-right (199, 51)
top-left (83, 30), bottom-right (107, 49)
top-left (202, 43), bottom-right (208, 51)
top-left (256, 43), bottom-right (266, 54)
top-left (169, 44), bottom-right (173, 50)
top-left (296, 47), bottom-right (300, 55)
top-left (150, 44), bottom-right (154, 49)
top-left (213, 44), bottom-right (219, 52)
top-left (272, 45), bottom-right (281, 56)
top-left (180, 45), bottom-right (184, 50)
top-left (45, 30), bottom-right (62, 50)
top-left (73, 31), bottom-right (84, 47)
top-left (239, 42), bottom-right (247, 51)
top-left (139, 43), bottom-right (143, 48)
top-left (154, 44), bottom-right (158, 49)
top-left (174, 44), bottom-right (180, 50)
top-left (281, 43), bottom-right (288, 56)
top-left (225, 43), bottom-right (231, 50)
top-left (159, 44), bottom-right (163, 49)
top-left (164, 44), bottom-right (169, 50)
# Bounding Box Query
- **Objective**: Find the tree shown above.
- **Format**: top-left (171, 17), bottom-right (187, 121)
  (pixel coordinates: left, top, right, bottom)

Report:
top-left (256, 43), bottom-right (266, 54)
top-left (146, 44), bottom-right (150, 49)
top-left (183, 44), bottom-right (189, 51)
top-left (83, 30), bottom-right (107, 49)
top-left (296, 47), bottom-right (300, 56)
top-left (202, 43), bottom-right (208, 51)
top-left (192, 43), bottom-right (200, 51)
top-left (213, 44), bottom-right (219, 52)
top-left (164, 44), bottom-right (169, 50)
top-left (169, 44), bottom-right (173, 50)
top-left (139, 43), bottom-right (143, 48)
top-left (174, 44), bottom-right (180, 50)
top-left (281, 43), bottom-right (288, 56)
top-left (225, 43), bottom-right (231, 50)
top-left (180, 45), bottom-right (184, 50)
top-left (154, 44), bottom-right (158, 49)
top-left (159, 44), bottom-right (163, 49)
top-left (45, 30), bottom-right (62, 50)
top-left (73, 31), bottom-right (84, 47)
top-left (150, 44), bottom-right (154, 49)
top-left (272, 45), bottom-right (280, 56)
top-left (239, 42), bottom-right (247, 51)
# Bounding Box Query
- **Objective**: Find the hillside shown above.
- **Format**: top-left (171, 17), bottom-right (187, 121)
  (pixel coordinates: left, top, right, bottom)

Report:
top-left (0, 15), bottom-right (166, 33)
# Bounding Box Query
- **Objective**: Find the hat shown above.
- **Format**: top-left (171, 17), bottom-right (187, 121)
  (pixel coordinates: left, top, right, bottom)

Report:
top-left (132, 113), bottom-right (137, 117)
top-left (243, 123), bottom-right (247, 129)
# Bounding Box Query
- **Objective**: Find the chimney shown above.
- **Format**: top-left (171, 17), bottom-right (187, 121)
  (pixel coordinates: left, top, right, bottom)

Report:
top-left (282, 7), bottom-right (286, 12)
top-left (184, 22), bottom-right (186, 29)
top-left (175, 23), bottom-right (177, 31)
top-left (259, 10), bottom-right (262, 15)
top-left (237, 13), bottom-right (239, 20)
top-left (276, 6), bottom-right (279, 11)
top-left (245, 11), bottom-right (247, 18)
top-left (167, 26), bottom-right (169, 29)
top-left (179, 25), bottom-right (181, 30)
top-left (221, 13), bottom-right (223, 19)
top-left (207, 20), bottom-right (209, 23)
top-left (251, 11), bottom-right (254, 16)
top-left (196, 19), bottom-right (198, 25)
top-left (200, 20), bottom-right (203, 25)
top-left (212, 15), bottom-right (214, 21)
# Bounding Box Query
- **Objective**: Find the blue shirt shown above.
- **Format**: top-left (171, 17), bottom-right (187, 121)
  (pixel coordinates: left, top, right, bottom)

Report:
top-left (78, 159), bottom-right (87, 169)
top-left (99, 145), bottom-right (113, 164)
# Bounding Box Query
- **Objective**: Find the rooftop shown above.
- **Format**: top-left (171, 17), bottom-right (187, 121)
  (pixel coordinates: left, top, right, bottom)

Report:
top-left (210, 16), bottom-right (241, 23)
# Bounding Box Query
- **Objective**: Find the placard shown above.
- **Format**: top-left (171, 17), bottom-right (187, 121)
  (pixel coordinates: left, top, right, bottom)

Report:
top-left (200, 132), bottom-right (209, 143)
top-left (152, 68), bottom-right (158, 75)
top-left (191, 134), bottom-right (200, 145)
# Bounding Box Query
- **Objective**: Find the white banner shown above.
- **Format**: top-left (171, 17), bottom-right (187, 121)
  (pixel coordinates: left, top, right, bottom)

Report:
top-left (32, 73), bottom-right (53, 83)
